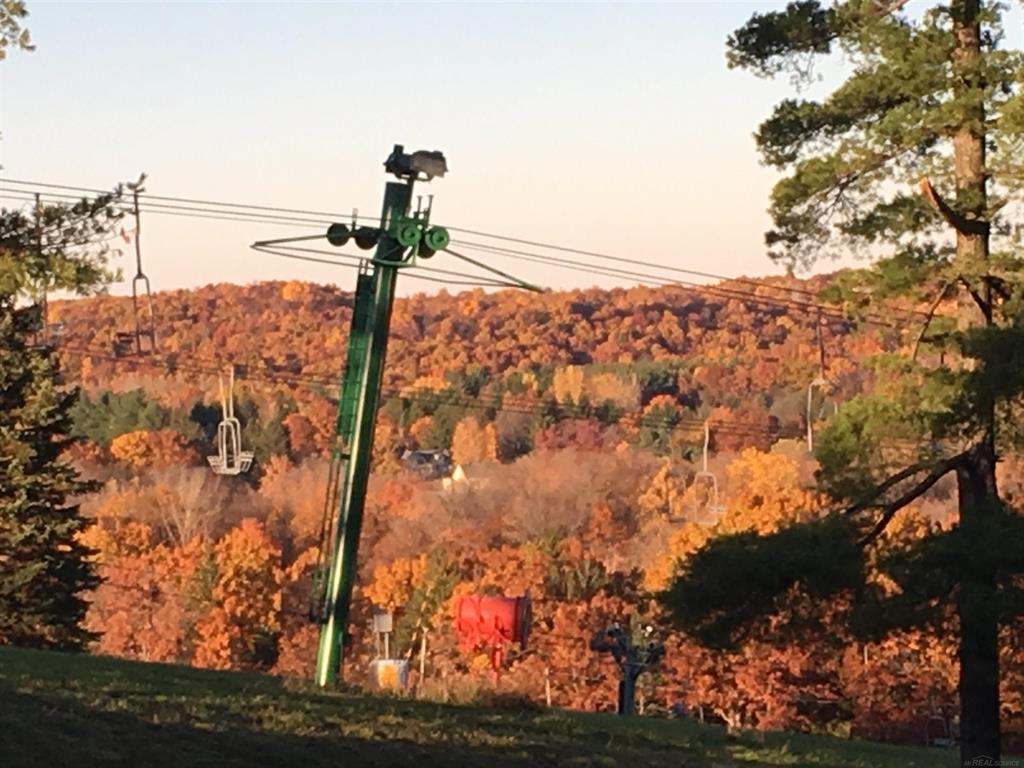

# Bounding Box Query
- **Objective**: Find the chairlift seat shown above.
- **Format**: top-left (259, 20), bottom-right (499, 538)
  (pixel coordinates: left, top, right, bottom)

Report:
top-left (112, 332), bottom-right (136, 357)
top-left (207, 450), bottom-right (254, 476)
top-left (206, 373), bottom-right (255, 475)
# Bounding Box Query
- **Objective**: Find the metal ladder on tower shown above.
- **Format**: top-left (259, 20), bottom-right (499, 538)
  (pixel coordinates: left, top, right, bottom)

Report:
top-left (309, 265), bottom-right (375, 623)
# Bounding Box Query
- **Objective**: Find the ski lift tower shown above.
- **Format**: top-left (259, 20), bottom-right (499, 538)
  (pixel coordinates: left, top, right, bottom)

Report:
top-left (310, 146), bottom-right (450, 687)
top-left (253, 146), bottom-right (538, 688)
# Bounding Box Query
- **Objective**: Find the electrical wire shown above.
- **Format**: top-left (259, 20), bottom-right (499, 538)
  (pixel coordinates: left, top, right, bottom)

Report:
top-left (10, 186), bottom-right (861, 321)
top-left (55, 342), bottom-right (803, 441)
top-left (0, 176), bottom-right (901, 313)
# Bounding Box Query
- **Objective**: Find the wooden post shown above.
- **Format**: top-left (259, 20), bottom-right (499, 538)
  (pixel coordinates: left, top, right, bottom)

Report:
top-left (419, 629), bottom-right (428, 679)
top-left (544, 666), bottom-right (552, 707)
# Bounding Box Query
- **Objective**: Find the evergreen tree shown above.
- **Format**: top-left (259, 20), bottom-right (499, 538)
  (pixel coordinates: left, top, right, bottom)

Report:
top-left (0, 184), bottom-right (126, 648)
top-left (70, 389), bottom-right (170, 446)
top-left (662, 2), bottom-right (1024, 762)
top-left (0, 303), bottom-right (99, 647)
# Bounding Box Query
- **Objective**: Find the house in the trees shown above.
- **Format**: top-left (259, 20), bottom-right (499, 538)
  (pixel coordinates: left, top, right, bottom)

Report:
top-left (400, 448), bottom-right (452, 480)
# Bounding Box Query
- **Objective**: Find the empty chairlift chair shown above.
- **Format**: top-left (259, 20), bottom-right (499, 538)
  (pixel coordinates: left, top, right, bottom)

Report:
top-left (113, 176), bottom-right (157, 357)
top-left (805, 375), bottom-right (837, 453)
top-left (691, 420), bottom-right (726, 520)
top-left (207, 367), bottom-right (254, 475)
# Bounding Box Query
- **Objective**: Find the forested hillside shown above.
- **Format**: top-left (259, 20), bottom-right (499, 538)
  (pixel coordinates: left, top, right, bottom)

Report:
top-left (40, 278), bottom-right (1023, 749)
top-left (53, 277), bottom-right (892, 445)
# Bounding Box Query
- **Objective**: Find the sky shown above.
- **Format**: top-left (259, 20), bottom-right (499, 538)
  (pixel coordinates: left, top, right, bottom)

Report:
top-left (0, 1), bottom-right (1020, 297)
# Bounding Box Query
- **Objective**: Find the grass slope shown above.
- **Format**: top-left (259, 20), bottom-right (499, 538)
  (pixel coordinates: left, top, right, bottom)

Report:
top-left (0, 647), bottom-right (956, 768)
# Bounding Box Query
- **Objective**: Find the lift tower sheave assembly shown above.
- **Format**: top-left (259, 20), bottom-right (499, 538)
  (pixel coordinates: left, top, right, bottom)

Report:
top-left (313, 145), bottom-right (449, 687)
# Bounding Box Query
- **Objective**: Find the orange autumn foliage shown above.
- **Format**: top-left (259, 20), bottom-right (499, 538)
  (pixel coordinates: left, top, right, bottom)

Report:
top-left (109, 429), bottom-right (199, 470)
top-left (192, 519), bottom-right (283, 671)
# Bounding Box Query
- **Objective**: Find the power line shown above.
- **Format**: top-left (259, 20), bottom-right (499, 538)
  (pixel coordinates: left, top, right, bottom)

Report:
top-left (5, 175), bottom-right (920, 442)
top-left (57, 343), bottom-right (802, 441)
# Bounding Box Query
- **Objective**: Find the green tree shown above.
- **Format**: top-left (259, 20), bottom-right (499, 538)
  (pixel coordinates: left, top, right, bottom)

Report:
top-left (237, 393), bottom-right (292, 469)
top-left (0, 185), bottom-right (126, 648)
top-left (662, 2), bottom-right (1024, 762)
top-left (71, 389), bottom-right (168, 446)
top-left (0, 1), bottom-right (31, 62)
top-left (70, 389), bottom-right (202, 447)
top-left (0, 305), bottom-right (100, 647)
top-left (418, 401), bottom-right (466, 451)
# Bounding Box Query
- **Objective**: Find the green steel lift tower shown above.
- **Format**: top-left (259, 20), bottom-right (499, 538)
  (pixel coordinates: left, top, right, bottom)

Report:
top-left (310, 145), bottom-right (451, 687)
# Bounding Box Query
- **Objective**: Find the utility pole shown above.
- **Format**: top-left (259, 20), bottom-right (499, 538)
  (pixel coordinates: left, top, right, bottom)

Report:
top-left (313, 145), bottom-right (449, 687)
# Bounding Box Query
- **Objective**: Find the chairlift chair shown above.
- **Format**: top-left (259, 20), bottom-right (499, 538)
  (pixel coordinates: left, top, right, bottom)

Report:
top-left (207, 367), bottom-right (255, 475)
top-left (112, 176), bottom-right (157, 357)
top-left (805, 314), bottom-right (839, 451)
top-left (691, 421), bottom-right (726, 520)
top-left (805, 375), bottom-right (836, 452)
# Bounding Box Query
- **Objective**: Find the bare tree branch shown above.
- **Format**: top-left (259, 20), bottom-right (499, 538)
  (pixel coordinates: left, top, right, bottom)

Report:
top-left (871, 0), bottom-right (911, 13)
top-left (912, 279), bottom-right (955, 362)
top-left (957, 275), bottom-right (991, 318)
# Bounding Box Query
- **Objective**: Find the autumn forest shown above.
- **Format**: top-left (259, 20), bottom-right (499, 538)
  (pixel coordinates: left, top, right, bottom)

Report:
top-left (34, 277), bottom-right (1022, 750)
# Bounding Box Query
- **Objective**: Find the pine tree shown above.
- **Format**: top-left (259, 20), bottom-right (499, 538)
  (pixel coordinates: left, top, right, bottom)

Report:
top-left (662, 2), bottom-right (1024, 762)
top-left (0, 302), bottom-right (100, 648)
top-left (0, 186), bottom-right (126, 648)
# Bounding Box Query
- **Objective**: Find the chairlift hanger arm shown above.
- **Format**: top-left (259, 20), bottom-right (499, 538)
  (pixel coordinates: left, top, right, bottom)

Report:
top-left (442, 247), bottom-right (544, 293)
top-left (252, 243), bottom-right (521, 289)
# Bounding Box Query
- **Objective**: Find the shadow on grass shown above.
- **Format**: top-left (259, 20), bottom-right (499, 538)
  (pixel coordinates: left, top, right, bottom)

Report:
top-left (0, 685), bottom-right (724, 768)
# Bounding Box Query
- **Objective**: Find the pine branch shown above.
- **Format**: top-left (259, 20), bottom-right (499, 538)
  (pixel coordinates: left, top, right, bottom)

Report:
top-left (918, 177), bottom-right (990, 236)
top-left (845, 453), bottom-right (967, 546)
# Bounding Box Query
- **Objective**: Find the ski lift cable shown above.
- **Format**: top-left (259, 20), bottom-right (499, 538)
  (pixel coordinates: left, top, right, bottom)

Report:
top-left (0, 177), bottom-right (934, 325)
top-left (0, 188), bottom-right (333, 230)
top-left (448, 237), bottom-right (904, 327)
top-left (448, 239), bottom-right (909, 330)
top-left (0, 177), bottom-right (837, 305)
top-left (7, 190), bottom-right (914, 330)
top-left (0, 176), bottom-right (375, 222)
top-left (252, 244), bottom-right (525, 290)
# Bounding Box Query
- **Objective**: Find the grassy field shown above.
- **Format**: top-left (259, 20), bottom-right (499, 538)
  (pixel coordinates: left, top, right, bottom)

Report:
top-left (0, 646), bottom-right (959, 768)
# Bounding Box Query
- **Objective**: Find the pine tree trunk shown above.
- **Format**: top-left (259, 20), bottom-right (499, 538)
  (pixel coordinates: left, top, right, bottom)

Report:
top-left (956, 450), bottom-right (1001, 763)
top-left (951, 1), bottom-right (1001, 761)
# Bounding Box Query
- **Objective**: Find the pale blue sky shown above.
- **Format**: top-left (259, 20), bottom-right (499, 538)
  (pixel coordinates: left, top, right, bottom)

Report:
top-left (0, 1), bottom-right (1020, 296)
